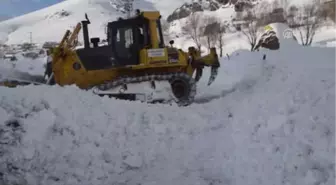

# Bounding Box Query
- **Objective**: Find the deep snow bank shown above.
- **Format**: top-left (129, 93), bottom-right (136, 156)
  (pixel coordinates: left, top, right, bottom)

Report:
top-left (0, 56), bottom-right (46, 84)
top-left (0, 40), bottom-right (335, 185)
top-left (0, 55), bottom-right (46, 76)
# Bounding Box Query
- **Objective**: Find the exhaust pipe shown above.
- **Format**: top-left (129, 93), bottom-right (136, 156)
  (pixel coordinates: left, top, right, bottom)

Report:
top-left (81, 21), bottom-right (90, 49)
top-left (82, 13), bottom-right (91, 49)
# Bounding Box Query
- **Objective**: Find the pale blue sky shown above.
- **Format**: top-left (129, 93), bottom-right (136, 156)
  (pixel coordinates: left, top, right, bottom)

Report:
top-left (0, 0), bottom-right (62, 18)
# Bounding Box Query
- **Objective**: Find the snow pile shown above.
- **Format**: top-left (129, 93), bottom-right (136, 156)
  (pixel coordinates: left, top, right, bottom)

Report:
top-left (0, 55), bottom-right (46, 76)
top-left (0, 34), bottom-right (335, 185)
top-left (0, 55), bottom-right (46, 85)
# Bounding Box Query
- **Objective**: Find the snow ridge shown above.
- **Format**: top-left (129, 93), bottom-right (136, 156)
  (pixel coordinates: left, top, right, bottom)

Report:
top-left (0, 31), bottom-right (334, 184)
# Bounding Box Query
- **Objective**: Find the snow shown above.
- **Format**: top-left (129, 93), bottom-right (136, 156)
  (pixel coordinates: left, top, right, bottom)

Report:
top-left (0, 0), bottom-right (335, 183)
top-left (143, 0), bottom-right (190, 17)
top-left (0, 0), bottom-right (187, 45)
top-left (1, 0), bottom-right (335, 54)
top-left (167, 0), bottom-right (336, 52)
top-left (0, 23), bottom-right (335, 185)
top-left (0, 54), bottom-right (47, 85)
top-left (0, 55), bottom-right (46, 76)
top-left (0, 0), bottom-right (124, 45)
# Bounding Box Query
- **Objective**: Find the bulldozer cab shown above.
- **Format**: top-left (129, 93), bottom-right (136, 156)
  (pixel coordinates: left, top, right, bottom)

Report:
top-left (75, 11), bottom-right (166, 71)
top-left (107, 15), bottom-right (150, 65)
top-left (106, 11), bottom-right (166, 64)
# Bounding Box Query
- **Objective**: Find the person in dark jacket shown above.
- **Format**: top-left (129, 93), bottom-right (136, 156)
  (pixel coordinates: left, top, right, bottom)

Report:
top-left (44, 50), bottom-right (52, 77)
top-left (44, 49), bottom-right (55, 84)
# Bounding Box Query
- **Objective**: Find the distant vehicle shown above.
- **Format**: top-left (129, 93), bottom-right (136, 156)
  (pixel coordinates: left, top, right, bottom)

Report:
top-left (42, 42), bottom-right (59, 49)
top-left (3, 54), bottom-right (17, 61)
top-left (22, 52), bottom-right (39, 59)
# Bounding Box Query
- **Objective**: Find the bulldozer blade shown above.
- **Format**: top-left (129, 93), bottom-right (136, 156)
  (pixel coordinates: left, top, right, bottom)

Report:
top-left (194, 68), bottom-right (203, 82)
top-left (207, 67), bottom-right (218, 86)
top-left (46, 73), bottom-right (54, 85)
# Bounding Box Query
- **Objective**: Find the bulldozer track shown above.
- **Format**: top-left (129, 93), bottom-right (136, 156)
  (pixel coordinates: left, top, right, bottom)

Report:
top-left (94, 72), bottom-right (197, 106)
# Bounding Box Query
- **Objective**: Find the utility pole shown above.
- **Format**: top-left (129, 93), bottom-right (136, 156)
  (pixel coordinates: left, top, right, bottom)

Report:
top-left (29, 32), bottom-right (32, 44)
top-left (124, 0), bottom-right (134, 18)
top-left (124, 0), bottom-right (134, 42)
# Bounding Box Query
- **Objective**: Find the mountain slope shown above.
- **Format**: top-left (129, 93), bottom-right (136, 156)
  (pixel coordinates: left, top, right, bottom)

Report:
top-left (0, 0), bottom-right (187, 45)
top-left (0, 23), bottom-right (334, 185)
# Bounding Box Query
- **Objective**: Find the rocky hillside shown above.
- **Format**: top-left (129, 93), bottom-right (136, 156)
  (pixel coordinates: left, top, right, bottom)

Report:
top-left (166, 0), bottom-right (256, 22)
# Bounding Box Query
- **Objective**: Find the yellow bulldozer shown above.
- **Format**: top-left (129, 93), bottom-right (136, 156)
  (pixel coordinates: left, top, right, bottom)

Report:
top-left (0, 10), bottom-right (220, 106)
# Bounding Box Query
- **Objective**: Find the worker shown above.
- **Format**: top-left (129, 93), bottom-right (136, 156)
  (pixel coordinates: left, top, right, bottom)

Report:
top-left (44, 49), bottom-right (53, 81)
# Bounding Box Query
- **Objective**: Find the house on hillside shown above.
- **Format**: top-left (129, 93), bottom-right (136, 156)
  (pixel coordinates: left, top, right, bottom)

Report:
top-left (321, 0), bottom-right (335, 22)
top-left (42, 42), bottom-right (59, 49)
top-left (3, 53), bottom-right (17, 61)
top-left (234, 0), bottom-right (254, 12)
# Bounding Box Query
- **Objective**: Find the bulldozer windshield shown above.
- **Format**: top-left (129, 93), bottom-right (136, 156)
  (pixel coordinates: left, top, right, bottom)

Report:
top-left (106, 16), bottom-right (150, 64)
top-left (156, 19), bottom-right (164, 47)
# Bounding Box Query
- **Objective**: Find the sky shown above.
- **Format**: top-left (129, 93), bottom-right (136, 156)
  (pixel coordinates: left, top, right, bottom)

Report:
top-left (0, 0), bottom-right (62, 18)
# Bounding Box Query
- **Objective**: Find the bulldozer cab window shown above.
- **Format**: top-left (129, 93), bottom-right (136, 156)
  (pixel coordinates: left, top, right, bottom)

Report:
top-left (114, 27), bottom-right (134, 59)
top-left (156, 20), bottom-right (164, 47)
top-left (109, 17), bottom-right (150, 65)
top-left (137, 27), bottom-right (144, 46)
top-left (124, 29), bottom-right (133, 48)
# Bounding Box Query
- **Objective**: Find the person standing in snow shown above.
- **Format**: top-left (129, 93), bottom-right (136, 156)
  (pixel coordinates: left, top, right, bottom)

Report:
top-left (44, 49), bottom-right (54, 83)
top-left (254, 25), bottom-right (280, 51)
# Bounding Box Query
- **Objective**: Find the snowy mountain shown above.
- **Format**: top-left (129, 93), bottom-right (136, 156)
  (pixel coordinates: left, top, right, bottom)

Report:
top-left (1, 0), bottom-right (334, 52)
top-left (0, 0), bottom-right (188, 45)
top-left (0, 23), bottom-right (335, 185)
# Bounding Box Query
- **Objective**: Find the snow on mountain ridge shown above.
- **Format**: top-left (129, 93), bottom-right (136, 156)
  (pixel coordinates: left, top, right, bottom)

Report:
top-left (0, 0), bottom-right (334, 51)
top-left (0, 0), bottom-right (187, 45)
top-left (0, 0), bottom-right (111, 44)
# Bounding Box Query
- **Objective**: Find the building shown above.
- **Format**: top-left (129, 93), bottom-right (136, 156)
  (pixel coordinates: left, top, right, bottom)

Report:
top-left (322, 0), bottom-right (335, 22)
top-left (42, 42), bottom-right (59, 49)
